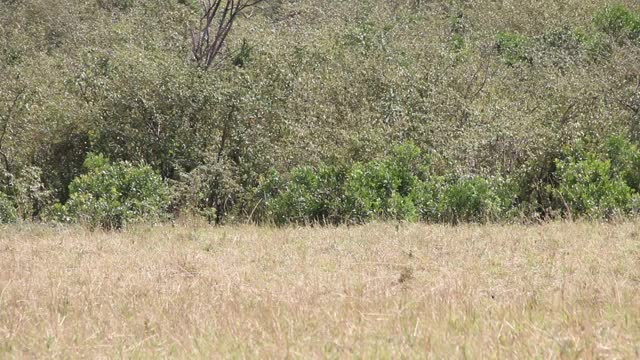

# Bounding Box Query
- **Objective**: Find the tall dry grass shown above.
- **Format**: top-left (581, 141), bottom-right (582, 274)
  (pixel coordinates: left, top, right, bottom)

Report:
top-left (1, 222), bottom-right (639, 358)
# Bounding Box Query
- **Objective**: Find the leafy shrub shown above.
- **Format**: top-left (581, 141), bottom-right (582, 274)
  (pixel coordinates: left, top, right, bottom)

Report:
top-left (440, 176), bottom-right (507, 224)
top-left (594, 4), bottom-right (640, 40)
top-left (450, 34), bottom-right (466, 51)
top-left (344, 143), bottom-right (429, 222)
top-left (172, 160), bottom-right (241, 224)
top-left (555, 154), bottom-right (633, 218)
top-left (574, 29), bottom-right (612, 60)
top-left (541, 28), bottom-right (582, 51)
top-left (408, 176), bottom-right (446, 222)
top-left (536, 27), bottom-right (612, 65)
top-left (264, 144), bottom-right (431, 224)
top-left (12, 166), bottom-right (52, 220)
top-left (249, 169), bottom-right (282, 223)
top-left (386, 192), bottom-right (419, 222)
top-left (342, 21), bottom-right (390, 53)
top-left (96, 0), bottom-right (134, 12)
top-left (0, 192), bottom-right (17, 224)
top-left (602, 136), bottom-right (640, 191)
top-left (267, 165), bottom-right (347, 225)
top-left (345, 162), bottom-right (416, 222)
top-left (496, 31), bottom-right (532, 65)
top-left (263, 143), bottom-right (523, 225)
top-left (63, 154), bottom-right (170, 229)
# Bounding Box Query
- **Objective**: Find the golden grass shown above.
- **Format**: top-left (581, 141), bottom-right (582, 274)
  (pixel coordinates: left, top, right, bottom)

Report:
top-left (1, 221), bottom-right (640, 358)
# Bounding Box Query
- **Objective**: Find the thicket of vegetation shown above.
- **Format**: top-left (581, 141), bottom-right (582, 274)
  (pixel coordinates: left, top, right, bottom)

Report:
top-left (1, 0), bottom-right (640, 227)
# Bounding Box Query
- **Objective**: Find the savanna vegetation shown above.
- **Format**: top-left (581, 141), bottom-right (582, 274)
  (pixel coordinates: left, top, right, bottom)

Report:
top-left (1, 222), bottom-right (640, 357)
top-left (1, 0), bottom-right (640, 227)
top-left (3, 2), bottom-right (640, 357)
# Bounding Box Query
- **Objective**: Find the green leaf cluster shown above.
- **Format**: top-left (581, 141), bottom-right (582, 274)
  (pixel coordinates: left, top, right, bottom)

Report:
top-left (264, 144), bottom-right (516, 225)
top-left (57, 154), bottom-right (170, 229)
top-left (0, 192), bottom-right (17, 224)
top-left (554, 136), bottom-right (640, 218)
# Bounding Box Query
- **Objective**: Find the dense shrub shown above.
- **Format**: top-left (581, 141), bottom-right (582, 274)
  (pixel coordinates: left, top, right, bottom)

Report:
top-left (440, 176), bottom-right (508, 224)
top-left (602, 136), bottom-right (640, 191)
top-left (496, 31), bottom-right (532, 65)
top-left (344, 144), bottom-right (429, 222)
top-left (172, 160), bottom-right (242, 224)
top-left (12, 166), bottom-right (52, 220)
top-left (535, 27), bottom-right (611, 65)
top-left (61, 154), bottom-right (170, 229)
top-left (345, 161), bottom-right (414, 222)
top-left (96, 0), bottom-right (134, 12)
top-left (594, 4), bottom-right (640, 40)
top-left (266, 165), bottom-right (348, 225)
top-left (555, 154), bottom-right (634, 218)
top-left (0, 192), bottom-right (17, 224)
top-left (576, 30), bottom-right (612, 61)
top-left (3, 1), bottom-right (640, 226)
top-left (263, 144), bottom-right (522, 225)
top-left (264, 144), bottom-right (431, 224)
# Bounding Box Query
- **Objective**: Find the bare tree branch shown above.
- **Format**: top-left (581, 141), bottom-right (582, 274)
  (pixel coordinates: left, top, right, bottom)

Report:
top-left (190, 0), bottom-right (265, 70)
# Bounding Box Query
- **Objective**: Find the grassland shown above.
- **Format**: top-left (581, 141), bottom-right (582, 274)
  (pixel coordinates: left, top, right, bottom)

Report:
top-left (1, 222), bottom-right (640, 358)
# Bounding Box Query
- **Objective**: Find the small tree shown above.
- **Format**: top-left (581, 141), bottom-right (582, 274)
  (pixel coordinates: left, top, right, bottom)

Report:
top-left (190, 0), bottom-right (265, 69)
top-left (63, 154), bottom-right (171, 230)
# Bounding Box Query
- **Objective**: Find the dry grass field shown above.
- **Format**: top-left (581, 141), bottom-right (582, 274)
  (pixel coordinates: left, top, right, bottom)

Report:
top-left (1, 222), bottom-right (640, 358)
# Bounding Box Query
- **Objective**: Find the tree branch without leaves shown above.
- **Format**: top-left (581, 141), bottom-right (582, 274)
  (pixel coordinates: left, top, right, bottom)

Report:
top-left (190, 0), bottom-right (265, 70)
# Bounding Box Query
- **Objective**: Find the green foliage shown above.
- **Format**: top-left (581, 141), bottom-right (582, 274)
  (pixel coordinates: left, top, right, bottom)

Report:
top-left (345, 161), bottom-right (401, 221)
top-left (496, 31), bottom-right (532, 65)
top-left (260, 144), bottom-right (521, 225)
top-left (602, 136), bottom-right (640, 191)
top-left (450, 34), bottom-right (466, 51)
top-left (440, 176), bottom-right (508, 224)
top-left (63, 154), bottom-right (170, 229)
top-left (548, 136), bottom-right (640, 219)
top-left (0, 192), bottom-right (17, 224)
top-left (171, 159), bottom-right (241, 224)
top-left (263, 144), bottom-right (429, 224)
top-left (97, 0), bottom-right (135, 12)
top-left (233, 38), bottom-right (253, 68)
top-left (3, 0), bottom-right (640, 226)
top-left (574, 29), bottom-right (612, 61)
top-left (594, 4), bottom-right (640, 40)
top-left (555, 153), bottom-right (634, 219)
top-left (11, 167), bottom-right (52, 220)
top-left (267, 165), bottom-right (348, 225)
top-left (342, 20), bottom-right (391, 53)
top-left (344, 143), bottom-right (428, 222)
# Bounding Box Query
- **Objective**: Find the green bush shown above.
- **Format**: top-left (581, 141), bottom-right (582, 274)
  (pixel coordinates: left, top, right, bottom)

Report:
top-left (63, 154), bottom-right (170, 229)
top-left (602, 136), bottom-right (640, 191)
top-left (12, 166), bottom-right (52, 220)
top-left (555, 153), bottom-right (634, 218)
top-left (96, 0), bottom-right (134, 12)
top-left (267, 165), bottom-right (348, 225)
top-left (344, 143), bottom-right (429, 222)
top-left (345, 162), bottom-right (417, 222)
top-left (172, 160), bottom-right (242, 224)
top-left (574, 29), bottom-right (612, 60)
top-left (408, 176), bottom-right (446, 222)
top-left (440, 176), bottom-right (507, 224)
top-left (264, 144), bottom-right (431, 224)
top-left (263, 143), bottom-right (523, 225)
top-left (594, 4), bottom-right (640, 40)
top-left (541, 28), bottom-right (582, 51)
top-left (496, 31), bottom-right (532, 65)
top-left (450, 34), bottom-right (466, 51)
top-left (248, 169), bottom-right (282, 223)
top-left (0, 192), bottom-right (17, 224)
